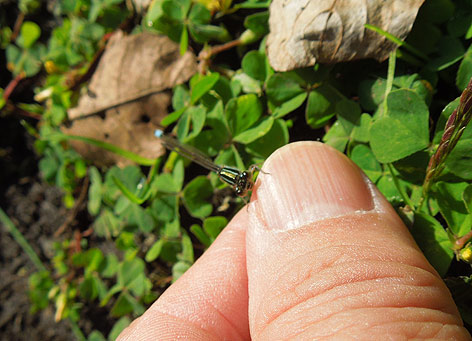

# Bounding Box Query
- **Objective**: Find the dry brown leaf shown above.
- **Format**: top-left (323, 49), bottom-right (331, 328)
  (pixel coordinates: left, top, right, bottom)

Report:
top-left (64, 31), bottom-right (197, 167)
top-left (267, 0), bottom-right (425, 72)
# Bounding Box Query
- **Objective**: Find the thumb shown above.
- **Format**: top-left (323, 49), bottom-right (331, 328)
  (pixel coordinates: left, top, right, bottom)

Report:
top-left (246, 142), bottom-right (470, 339)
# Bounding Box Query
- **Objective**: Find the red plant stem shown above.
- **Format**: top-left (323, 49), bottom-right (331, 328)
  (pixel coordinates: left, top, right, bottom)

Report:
top-left (66, 32), bottom-right (115, 91)
top-left (198, 39), bottom-right (242, 74)
top-left (7, 103), bottom-right (42, 120)
top-left (455, 230), bottom-right (472, 250)
top-left (10, 12), bottom-right (25, 42)
top-left (3, 72), bottom-right (25, 102)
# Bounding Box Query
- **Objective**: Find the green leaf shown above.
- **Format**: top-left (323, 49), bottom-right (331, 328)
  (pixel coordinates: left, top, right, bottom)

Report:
top-left (392, 151), bottom-right (429, 185)
top-left (351, 113), bottom-right (372, 143)
top-left (88, 330), bottom-right (106, 341)
top-left (161, 107), bottom-right (186, 127)
top-left (226, 94), bottom-right (262, 136)
top-left (172, 260), bottom-right (191, 281)
top-left (448, 11), bottom-right (472, 37)
top-left (443, 277), bottom-right (472, 329)
top-left (323, 120), bottom-right (349, 152)
top-left (110, 292), bottom-right (136, 317)
top-left (118, 258), bottom-right (145, 288)
top-left (233, 116), bottom-right (274, 144)
top-left (108, 317), bottom-right (130, 341)
top-left (232, 72), bottom-right (262, 94)
top-left (190, 224), bottom-right (212, 247)
top-left (112, 175), bottom-right (148, 205)
top-left (246, 119), bottom-right (289, 158)
top-left (369, 89), bottom-right (429, 163)
top-left (172, 85), bottom-right (190, 110)
top-left (155, 173), bottom-right (180, 194)
top-left (242, 50), bottom-right (266, 82)
top-left (79, 275), bottom-right (99, 300)
top-left (203, 216), bottom-right (228, 240)
top-left (305, 87), bottom-right (337, 129)
top-left (182, 176), bottom-right (213, 218)
top-left (172, 159), bottom-right (185, 191)
top-left (159, 240), bottom-right (181, 263)
top-left (118, 200), bottom-right (155, 233)
top-left (18, 21), bottom-right (41, 48)
top-left (163, 0), bottom-right (191, 20)
top-left (463, 185), bottom-right (472, 214)
top-left (176, 108), bottom-right (191, 140)
top-left (445, 123), bottom-right (472, 180)
top-left (179, 25), bottom-right (188, 55)
top-left (433, 97), bottom-right (459, 144)
top-left (266, 73), bottom-right (304, 106)
top-left (336, 99), bottom-right (362, 133)
top-left (73, 248), bottom-right (104, 272)
top-left (163, 219), bottom-right (181, 239)
top-left (191, 72), bottom-right (220, 104)
top-left (188, 2), bottom-right (211, 24)
top-left (192, 116), bottom-right (230, 156)
top-left (420, 0), bottom-right (455, 24)
top-left (457, 44), bottom-right (472, 91)
top-left (189, 24), bottom-right (230, 43)
top-left (115, 231), bottom-right (136, 250)
top-left (94, 208), bottom-right (123, 238)
top-left (145, 239), bottom-right (164, 262)
top-left (244, 11), bottom-right (269, 35)
top-left (434, 182), bottom-right (471, 236)
top-left (179, 233), bottom-right (194, 263)
top-left (350, 145), bottom-right (382, 182)
top-left (426, 36), bottom-right (465, 71)
top-left (411, 212), bottom-right (454, 277)
top-left (187, 105), bottom-right (206, 139)
top-left (100, 253), bottom-right (119, 278)
top-left (272, 92), bottom-right (307, 119)
top-left (151, 195), bottom-right (178, 223)
top-left (359, 78), bottom-right (386, 110)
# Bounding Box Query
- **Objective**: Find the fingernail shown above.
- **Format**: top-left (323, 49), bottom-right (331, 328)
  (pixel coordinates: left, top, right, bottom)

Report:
top-left (252, 141), bottom-right (374, 230)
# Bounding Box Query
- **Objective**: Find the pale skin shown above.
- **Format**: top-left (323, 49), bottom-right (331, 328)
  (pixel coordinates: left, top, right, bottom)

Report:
top-left (118, 142), bottom-right (471, 340)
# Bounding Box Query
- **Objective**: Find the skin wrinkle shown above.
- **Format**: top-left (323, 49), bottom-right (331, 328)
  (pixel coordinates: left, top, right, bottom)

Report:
top-left (255, 253), bottom-right (458, 339)
top-left (264, 281), bottom-right (445, 332)
top-left (152, 279), bottom-right (246, 340)
top-left (203, 296), bottom-right (247, 341)
top-left (125, 309), bottom-right (218, 340)
top-left (312, 321), bottom-right (459, 340)
top-left (261, 303), bottom-right (464, 340)
top-left (362, 321), bottom-right (463, 339)
top-left (252, 233), bottom-right (447, 327)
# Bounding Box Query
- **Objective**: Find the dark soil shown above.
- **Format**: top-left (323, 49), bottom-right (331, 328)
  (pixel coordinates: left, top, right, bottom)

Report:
top-left (0, 118), bottom-right (73, 340)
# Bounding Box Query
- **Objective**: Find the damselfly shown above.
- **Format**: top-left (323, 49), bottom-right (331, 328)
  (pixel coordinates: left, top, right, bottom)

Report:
top-left (155, 130), bottom-right (258, 197)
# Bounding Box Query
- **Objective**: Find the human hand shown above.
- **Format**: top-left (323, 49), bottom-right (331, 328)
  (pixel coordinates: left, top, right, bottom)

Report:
top-left (118, 142), bottom-right (471, 340)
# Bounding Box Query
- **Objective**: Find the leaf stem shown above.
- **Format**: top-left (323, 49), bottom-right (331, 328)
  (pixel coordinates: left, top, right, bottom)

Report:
top-left (387, 163), bottom-right (415, 208)
top-left (0, 207), bottom-right (46, 272)
top-left (364, 24), bottom-right (429, 61)
top-left (383, 51), bottom-right (396, 115)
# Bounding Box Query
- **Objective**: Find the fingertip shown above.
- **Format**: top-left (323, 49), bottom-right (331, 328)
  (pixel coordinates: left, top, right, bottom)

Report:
top-left (118, 209), bottom-right (251, 340)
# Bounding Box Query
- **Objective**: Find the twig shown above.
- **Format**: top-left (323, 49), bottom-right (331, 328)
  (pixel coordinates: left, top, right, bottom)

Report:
top-left (4, 102), bottom-right (42, 120)
top-left (3, 72), bottom-right (25, 102)
top-left (66, 32), bottom-right (114, 91)
top-left (11, 12), bottom-right (25, 42)
top-left (54, 176), bottom-right (90, 237)
top-left (198, 39), bottom-right (242, 74)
